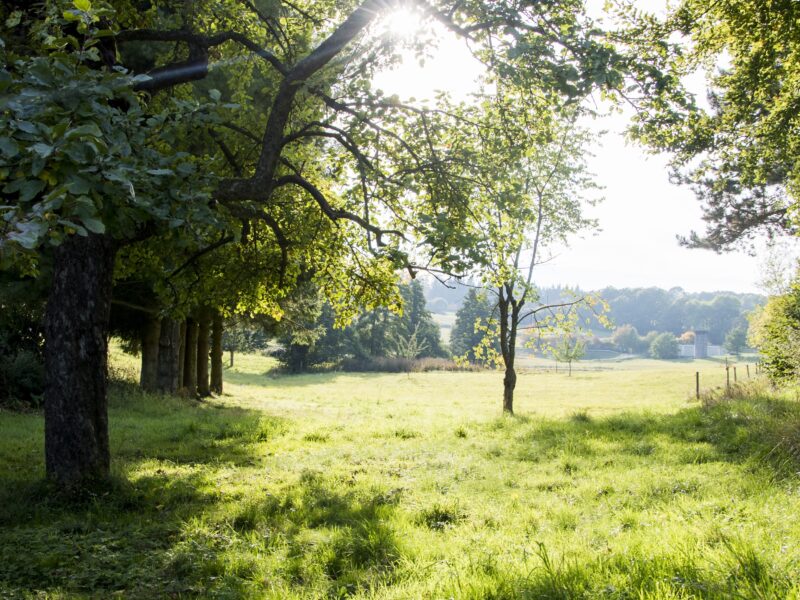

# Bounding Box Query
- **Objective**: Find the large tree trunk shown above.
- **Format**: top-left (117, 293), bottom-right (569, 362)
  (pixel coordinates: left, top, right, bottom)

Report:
top-left (197, 309), bottom-right (211, 397)
top-left (183, 318), bottom-right (198, 397)
top-left (211, 312), bottom-right (223, 394)
top-left (44, 233), bottom-right (116, 487)
top-left (156, 317), bottom-right (181, 393)
top-left (139, 316), bottom-right (161, 392)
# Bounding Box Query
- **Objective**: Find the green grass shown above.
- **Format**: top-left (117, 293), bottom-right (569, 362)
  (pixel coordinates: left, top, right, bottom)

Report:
top-left (1, 354), bottom-right (799, 598)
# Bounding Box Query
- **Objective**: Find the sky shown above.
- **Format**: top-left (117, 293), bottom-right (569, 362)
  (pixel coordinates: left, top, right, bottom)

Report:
top-left (370, 4), bottom-right (798, 294)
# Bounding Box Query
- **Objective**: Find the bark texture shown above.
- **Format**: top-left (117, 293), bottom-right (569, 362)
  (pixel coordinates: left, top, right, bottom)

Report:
top-left (156, 317), bottom-right (181, 393)
top-left (210, 312), bottom-right (223, 394)
top-left (183, 318), bottom-right (198, 397)
top-left (498, 287), bottom-right (520, 415)
top-left (44, 233), bottom-right (116, 486)
top-left (177, 320), bottom-right (186, 389)
top-left (197, 309), bottom-right (211, 397)
top-left (140, 316), bottom-right (161, 392)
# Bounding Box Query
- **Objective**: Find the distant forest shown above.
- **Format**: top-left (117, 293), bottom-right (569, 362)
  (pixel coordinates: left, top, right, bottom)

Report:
top-left (425, 282), bottom-right (764, 346)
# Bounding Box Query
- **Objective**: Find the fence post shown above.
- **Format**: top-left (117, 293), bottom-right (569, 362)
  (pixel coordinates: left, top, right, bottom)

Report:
top-left (734, 366), bottom-right (737, 383)
top-left (746, 364), bottom-right (750, 379)
top-left (726, 365), bottom-right (730, 391)
top-left (696, 371), bottom-right (700, 400)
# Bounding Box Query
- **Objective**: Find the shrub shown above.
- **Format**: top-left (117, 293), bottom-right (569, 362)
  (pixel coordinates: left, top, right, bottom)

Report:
top-left (0, 345), bottom-right (44, 409)
top-left (649, 333), bottom-right (679, 359)
top-left (339, 356), bottom-right (478, 373)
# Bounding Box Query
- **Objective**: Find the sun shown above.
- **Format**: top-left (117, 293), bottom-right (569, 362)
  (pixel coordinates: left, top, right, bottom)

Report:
top-left (380, 7), bottom-right (424, 40)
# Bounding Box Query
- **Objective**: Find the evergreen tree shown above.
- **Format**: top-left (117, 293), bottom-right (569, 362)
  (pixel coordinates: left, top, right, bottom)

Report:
top-left (451, 289), bottom-right (498, 364)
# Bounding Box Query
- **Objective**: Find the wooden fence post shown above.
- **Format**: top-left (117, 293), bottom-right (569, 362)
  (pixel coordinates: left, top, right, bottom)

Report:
top-left (696, 372), bottom-right (700, 400)
top-left (726, 365), bottom-right (730, 391)
top-left (746, 364), bottom-right (750, 379)
top-left (734, 366), bottom-right (737, 383)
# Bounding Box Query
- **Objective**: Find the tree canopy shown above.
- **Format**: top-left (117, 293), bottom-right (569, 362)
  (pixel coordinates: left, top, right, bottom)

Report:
top-left (627, 0), bottom-right (800, 251)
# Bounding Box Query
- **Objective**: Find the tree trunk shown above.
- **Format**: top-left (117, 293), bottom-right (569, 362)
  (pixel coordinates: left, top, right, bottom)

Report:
top-left (503, 366), bottom-right (517, 414)
top-left (44, 233), bottom-right (116, 487)
top-left (183, 318), bottom-right (198, 397)
top-left (139, 316), bottom-right (161, 392)
top-left (197, 310), bottom-right (211, 397)
top-left (211, 312), bottom-right (223, 394)
top-left (177, 320), bottom-right (186, 390)
top-left (156, 317), bottom-right (181, 394)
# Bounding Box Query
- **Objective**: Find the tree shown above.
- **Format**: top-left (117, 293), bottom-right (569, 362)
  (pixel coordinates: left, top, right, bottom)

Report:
top-left (451, 288), bottom-right (498, 365)
top-left (391, 280), bottom-right (446, 359)
top-left (451, 94), bottom-right (604, 414)
top-left (626, 0), bottom-right (800, 251)
top-left (649, 333), bottom-right (678, 360)
top-left (748, 280), bottom-right (800, 381)
top-left (611, 325), bottom-right (640, 354)
top-left (2, 0), bottom-right (633, 486)
top-left (550, 334), bottom-right (585, 376)
top-left (724, 327), bottom-right (747, 357)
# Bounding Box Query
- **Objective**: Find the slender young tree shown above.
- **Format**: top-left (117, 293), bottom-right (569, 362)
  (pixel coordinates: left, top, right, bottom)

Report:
top-left (454, 96), bottom-right (605, 413)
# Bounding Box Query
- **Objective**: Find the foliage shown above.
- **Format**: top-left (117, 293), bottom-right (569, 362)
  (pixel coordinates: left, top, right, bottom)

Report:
top-left (600, 287), bottom-right (758, 345)
top-left (0, 275), bottom-right (46, 407)
top-left (649, 332), bottom-right (679, 360)
top-left (273, 280), bottom-right (446, 372)
top-left (748, 280), bottom-right (800, 382)
top-left (611, 324), bottom-right (640, 354)
top-left (625, 0), bottom-right (800, 250)
top-left (222, 319), bottom-right (270, 355)
top-left (450, 288), bottom-right (499, 365)
top-left (549, 335), bottom-right (586, 375)
top-left (724, 326), bottom-right (748, 357)
top-left (0, 1), bottom-right (219, 273)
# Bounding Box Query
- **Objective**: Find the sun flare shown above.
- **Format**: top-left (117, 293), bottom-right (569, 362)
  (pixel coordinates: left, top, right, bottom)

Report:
top-left (381, 7), bottom-right (423, 40)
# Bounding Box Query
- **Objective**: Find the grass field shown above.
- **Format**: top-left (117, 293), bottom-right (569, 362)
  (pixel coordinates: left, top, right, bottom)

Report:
top-left (1, 352), bottom-right (799, 598)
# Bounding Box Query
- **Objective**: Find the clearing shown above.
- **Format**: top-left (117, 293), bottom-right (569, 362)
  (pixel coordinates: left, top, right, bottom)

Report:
top-left (1, 354), bottom-right (799, 598)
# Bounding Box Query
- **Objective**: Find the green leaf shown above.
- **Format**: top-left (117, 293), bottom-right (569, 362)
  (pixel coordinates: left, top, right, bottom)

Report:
top-left (147, 169), bottom-right (174, 176)
top-left (15, 121), bottom-right (37, 134)
top-left (5, 11), bottom-right (22, 28)
top-left (31, 143), bottom-right (54, 158)
top-left (209, 89), bottom-right (221, 102)
top-left (20, 180), bottom-right (46, 202)
top-left (81, 217), bottom-right (105, 234)
top-left (67, 177), bottom-right (92, 195)
top-left (73, 0), bottom-right (92, 12)
top-left (0, 137), bottom-right (19, 157)
top-left (64, 123), bottom-right (103, 140)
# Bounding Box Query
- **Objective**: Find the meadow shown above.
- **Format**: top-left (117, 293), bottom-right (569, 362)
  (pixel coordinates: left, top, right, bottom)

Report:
top-left (1, 353), bottom-right (799, 599)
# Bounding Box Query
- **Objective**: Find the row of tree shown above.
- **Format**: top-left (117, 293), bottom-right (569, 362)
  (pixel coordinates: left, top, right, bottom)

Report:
top-left (2, 0), bottom-right (799, 490)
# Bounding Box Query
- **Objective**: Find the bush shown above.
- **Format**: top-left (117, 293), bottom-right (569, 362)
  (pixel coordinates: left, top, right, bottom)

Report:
top-left (0, 278), bottom-right (46, 409)
top-left (748, 283), bottom-right (800, 382)
top-left (0, 346), bottom-right (44, 409)
top-left (339, 356), bottom-right (478, 373)
top-left (611, 325), bottom-right (639, 353)
top-left (649, 333), bottom-right (678, 359)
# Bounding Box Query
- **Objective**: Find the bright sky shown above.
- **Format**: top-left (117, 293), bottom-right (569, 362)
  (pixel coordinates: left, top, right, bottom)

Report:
top-left (370, 4), bottom-right (798, 294)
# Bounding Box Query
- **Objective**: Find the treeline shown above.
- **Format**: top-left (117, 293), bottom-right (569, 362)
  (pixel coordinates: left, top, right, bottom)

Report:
top-left (427, 283), bottom-right (763, 345)
top-left (597, 287), bottom-right (763, 345)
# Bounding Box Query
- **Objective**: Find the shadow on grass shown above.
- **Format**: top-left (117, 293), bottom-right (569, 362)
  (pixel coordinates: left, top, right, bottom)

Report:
top-left (224, 368), bottom-right (397, 389)
top-left (495, 382), bottom-right (800, 481)
top-left (0, 382), bottom-right (402, 598)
